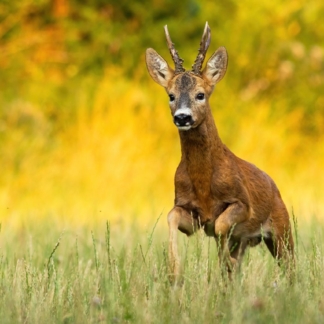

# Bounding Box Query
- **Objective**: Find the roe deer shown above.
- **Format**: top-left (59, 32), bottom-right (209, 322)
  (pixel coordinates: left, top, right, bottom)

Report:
top-left (145, 22), bottom-right (294, 278)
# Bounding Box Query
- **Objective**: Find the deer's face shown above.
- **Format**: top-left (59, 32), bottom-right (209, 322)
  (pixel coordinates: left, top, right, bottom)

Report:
top-left (167, 72), bottom-right (212, 131)
top-left (145, 23), bottom-right (228, 131)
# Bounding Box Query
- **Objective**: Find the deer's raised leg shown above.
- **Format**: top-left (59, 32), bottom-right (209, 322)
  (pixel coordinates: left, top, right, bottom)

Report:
top-left (167, 207), bottom-right (198, 280)
top-left (214, 201), bottom-right (248, 272)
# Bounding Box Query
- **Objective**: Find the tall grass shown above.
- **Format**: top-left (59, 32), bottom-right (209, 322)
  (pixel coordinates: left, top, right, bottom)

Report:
top-left (0, 218), bottom-right (324, 323)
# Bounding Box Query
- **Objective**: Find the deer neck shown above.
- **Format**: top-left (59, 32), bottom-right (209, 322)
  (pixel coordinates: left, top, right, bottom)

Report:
top-left (179, 108), bottom-right (224, 174)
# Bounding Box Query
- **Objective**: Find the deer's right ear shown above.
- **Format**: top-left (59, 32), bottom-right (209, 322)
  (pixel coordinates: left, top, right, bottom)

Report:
top-left (145, 48), bottom-right (174, 87)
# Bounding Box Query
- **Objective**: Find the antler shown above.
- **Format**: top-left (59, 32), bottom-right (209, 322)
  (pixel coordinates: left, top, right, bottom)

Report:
top-left (191, 22), bottom-right (211, 75)
top-left (164, 25), bottom-right (185, 74)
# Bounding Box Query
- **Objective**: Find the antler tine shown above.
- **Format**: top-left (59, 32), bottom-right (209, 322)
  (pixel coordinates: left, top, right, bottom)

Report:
top-left (192, 22), bottom-right (211, 75)
top-left (164, 25), bottom-right (185, 74)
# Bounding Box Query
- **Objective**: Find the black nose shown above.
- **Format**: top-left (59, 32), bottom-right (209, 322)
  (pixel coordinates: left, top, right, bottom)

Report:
top-left (174, 114), bottom-right (193, 127)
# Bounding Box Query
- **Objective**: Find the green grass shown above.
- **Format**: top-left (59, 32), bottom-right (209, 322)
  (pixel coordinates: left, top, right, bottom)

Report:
top-left (1, 217), bottom-right (324, 323)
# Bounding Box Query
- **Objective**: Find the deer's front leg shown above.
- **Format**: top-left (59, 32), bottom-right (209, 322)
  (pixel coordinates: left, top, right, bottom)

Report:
top-left (215, 201), bottom-right (248, 272)
top-left (167, 206), bottom-right (198, 280)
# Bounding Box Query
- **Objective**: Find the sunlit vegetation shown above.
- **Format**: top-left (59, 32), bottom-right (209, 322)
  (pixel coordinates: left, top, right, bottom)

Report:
top-left (1, 0), bottom-right (323, 224)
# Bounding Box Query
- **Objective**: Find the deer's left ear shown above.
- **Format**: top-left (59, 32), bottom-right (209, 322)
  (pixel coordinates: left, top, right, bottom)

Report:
top-left (146, 48), bottom-right (174, 88)
top-left (202, 47), bottom-right (228, 86)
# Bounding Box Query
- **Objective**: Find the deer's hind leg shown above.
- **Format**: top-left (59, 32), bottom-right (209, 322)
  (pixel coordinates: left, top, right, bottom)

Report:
top-left (167, 207), bottom-right (198, 280)
top-left (264, 198), bottom-right (294, 269)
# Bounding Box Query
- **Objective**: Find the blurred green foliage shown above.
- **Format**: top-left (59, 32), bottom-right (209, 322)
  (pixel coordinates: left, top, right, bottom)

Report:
top-left (1, 0), bottom-right (323, 132)
top-left (0, 0), bottom-right (323, 219)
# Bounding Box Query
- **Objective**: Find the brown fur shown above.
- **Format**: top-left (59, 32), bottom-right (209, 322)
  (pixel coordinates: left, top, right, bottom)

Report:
top-left (145, 27), bottom-right (294, 278)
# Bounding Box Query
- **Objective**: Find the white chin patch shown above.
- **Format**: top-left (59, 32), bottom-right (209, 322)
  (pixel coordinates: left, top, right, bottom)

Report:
top-left (177, 125), bottom-right (192, 131)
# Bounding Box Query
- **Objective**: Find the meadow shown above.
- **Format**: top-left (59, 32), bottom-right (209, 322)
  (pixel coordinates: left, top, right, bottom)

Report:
top-left (1, 0), bottom-right (324, 322)
top-left (1, 218), bottom-right (324, 323)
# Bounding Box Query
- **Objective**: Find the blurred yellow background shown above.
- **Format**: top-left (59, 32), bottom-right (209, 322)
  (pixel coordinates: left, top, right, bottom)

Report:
top-left (1, 0), bottom-right (323, 228)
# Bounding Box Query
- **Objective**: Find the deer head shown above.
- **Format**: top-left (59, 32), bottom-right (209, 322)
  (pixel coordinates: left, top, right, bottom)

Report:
top-left (145, 22), bottom-right (228, 131)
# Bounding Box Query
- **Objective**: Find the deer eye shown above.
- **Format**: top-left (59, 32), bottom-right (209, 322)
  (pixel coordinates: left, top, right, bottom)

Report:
top-left (196, 93), bottom-right (205, 101)
top-left (169, 94), bottom-right (175, 102)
